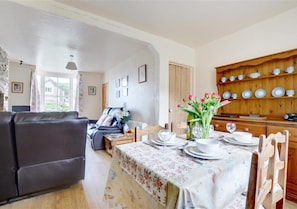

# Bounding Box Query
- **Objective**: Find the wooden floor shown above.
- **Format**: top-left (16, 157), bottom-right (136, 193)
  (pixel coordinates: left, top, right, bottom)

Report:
top-left (1, 140), bottom-right (297, 209)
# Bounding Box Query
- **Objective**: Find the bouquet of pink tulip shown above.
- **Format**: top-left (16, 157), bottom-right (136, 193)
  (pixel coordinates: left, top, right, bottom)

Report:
top-left (178, 92), bottom-right (230, 139)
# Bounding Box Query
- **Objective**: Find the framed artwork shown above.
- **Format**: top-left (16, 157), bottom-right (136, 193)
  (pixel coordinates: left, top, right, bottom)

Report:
top-left (115, 78), bottom-right (120, 88)
top-left (122, 76), bottom-right (128, 87)
top-left (116, 90), bottom-right (120, 98)
top-left (88, 86), bottom-right (96, 95)
top-left (123, 88), bottom-right (128, 97)
top-left (11, 82), bottom-right (23, 93)
top-left (138, 64), bottom-right (147, 83)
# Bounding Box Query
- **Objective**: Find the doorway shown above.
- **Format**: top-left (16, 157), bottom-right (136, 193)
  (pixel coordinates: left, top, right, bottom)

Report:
top-left (101, 83), bottom-right (108, 111)
top-left (169, 63), bottom-right (192, 134)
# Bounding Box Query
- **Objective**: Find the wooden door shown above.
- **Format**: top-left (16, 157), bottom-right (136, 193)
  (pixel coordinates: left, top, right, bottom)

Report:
top-left (102, 83), bottom-right (108, 111)
top-left (169, 63), bottom-right (192, 135)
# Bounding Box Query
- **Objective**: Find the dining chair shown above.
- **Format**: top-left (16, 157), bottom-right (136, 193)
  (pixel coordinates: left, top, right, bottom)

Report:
top-left (170, 121), bottom-right (188, 136)
top-left (226, 130), bottom-right (289, 209)
top-left (134, 123), bottom-right (169, 142)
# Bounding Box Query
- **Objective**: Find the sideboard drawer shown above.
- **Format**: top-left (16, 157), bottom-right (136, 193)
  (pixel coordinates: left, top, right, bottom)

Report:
top-left (212, 120), bottom-right (227, 132)
top-left (235, 122), bottom-right (266, 137)
top-left (267, 126), bottom-right (297, 143)
top-left (212, 119), bottom-right (266, 136)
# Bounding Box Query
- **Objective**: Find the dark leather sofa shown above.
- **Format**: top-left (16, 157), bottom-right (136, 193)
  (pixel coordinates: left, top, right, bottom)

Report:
top-left (0, 112), bottom-right (18, 201)
top-left (0, 111), bottom-right (88, 203)
top-left (87, 107), bottom-right (125, 150)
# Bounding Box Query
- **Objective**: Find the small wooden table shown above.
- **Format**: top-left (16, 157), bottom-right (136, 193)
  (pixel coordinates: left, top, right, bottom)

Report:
top-left (104, 134), bottom-right (134, 156)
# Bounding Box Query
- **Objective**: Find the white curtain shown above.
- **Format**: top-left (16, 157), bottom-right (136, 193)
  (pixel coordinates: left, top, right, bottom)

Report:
top-left (30, 70), bottom-right (41, 112)
top-left (75, 73), bottom-right (83, 114)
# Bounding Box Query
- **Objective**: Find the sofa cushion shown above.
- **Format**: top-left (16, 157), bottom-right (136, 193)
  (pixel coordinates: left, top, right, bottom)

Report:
top-left (96, 114), bottom-right (107, 126)
top-left (101, 115), bottom-right (113, 126)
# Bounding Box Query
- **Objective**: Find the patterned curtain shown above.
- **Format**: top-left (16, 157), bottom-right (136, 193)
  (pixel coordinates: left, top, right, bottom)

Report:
top-left (75, 73), bottom-right (83, 114)
top-left (30, 70), bottom-right (41, 112)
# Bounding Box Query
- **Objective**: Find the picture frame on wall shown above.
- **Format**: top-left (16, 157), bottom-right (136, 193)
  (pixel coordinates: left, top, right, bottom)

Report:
top-left (122, 76), bottom-right (128, 87)
top-left (115, 78), bottom-right (120, 88)
top-left (11, 82), bottom-right (23, 93)
top-left (116, 90), bottom-right (120, 98)
top-left (123, 88), bottom-right (128, 97)
top-left (88, 86), bottom-right (96, 95)
top-left (138, 64), bottom-right (147, 83)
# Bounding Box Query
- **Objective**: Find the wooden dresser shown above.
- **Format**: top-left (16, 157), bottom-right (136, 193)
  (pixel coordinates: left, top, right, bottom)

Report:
top-left (214, 48), bottom-right (297, 202)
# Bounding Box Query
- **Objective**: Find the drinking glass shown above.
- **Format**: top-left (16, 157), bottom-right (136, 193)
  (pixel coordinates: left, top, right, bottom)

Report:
top-left (192, 124), bottom-right (200, 139)
top-left (226, 122), bottom-right (236, 134)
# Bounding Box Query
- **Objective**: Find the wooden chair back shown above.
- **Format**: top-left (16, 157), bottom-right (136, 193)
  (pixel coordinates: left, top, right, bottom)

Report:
top-left (246, 130), bottom-right (289, 209)
top-left (170, 121), bottom-right (187, 136)
top-left (135, 123), bottom-right (168, 142)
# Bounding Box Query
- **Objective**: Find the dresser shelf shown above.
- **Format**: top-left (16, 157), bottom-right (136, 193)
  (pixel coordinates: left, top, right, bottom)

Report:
top-left (215, 48), bottom-right (297, 203)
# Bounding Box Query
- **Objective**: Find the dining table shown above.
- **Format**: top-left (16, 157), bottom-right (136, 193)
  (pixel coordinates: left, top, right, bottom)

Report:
top-left (103, 131), bottom-right (258, 209)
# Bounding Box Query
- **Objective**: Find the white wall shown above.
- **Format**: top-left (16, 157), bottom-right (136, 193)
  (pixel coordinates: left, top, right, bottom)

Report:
top-left (104, 46), bottom-right (157, 125)
top-left (79, 72), bottom-right (102, 120)
top-left (8, 61), bottom-right (33, 110)
top-left (195, 7), bottom-right (297, 97)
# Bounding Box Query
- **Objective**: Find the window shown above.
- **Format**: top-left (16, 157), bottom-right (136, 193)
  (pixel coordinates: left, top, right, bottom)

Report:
top-left (37, 72), bottom-right (77, 112)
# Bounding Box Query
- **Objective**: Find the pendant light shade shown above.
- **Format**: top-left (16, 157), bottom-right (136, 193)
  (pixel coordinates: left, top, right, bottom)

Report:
top-left (66, 55), bottom-right (77, 70)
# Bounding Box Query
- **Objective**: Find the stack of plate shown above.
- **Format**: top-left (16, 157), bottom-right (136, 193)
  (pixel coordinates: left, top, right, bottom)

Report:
top-left (151, 138), bottom-right (178, 146)
top-left (184, 146), bottom-right (227, 159)
top-left (223, 136), bottom-right (258, 146)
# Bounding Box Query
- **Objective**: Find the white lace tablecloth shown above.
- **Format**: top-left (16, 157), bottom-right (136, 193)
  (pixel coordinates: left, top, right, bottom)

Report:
top-left (104, 132), bottom-right (256, 209)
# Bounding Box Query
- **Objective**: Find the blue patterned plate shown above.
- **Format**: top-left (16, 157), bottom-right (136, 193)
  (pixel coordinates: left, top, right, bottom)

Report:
top-left (272, 87), bottom-right (285, 97)
top-left (223, 91), bottom-right (231, 99)
top-left (242, 90), bottom-right (252, 99)
top-left (255, 88), bottom-right (266, 98)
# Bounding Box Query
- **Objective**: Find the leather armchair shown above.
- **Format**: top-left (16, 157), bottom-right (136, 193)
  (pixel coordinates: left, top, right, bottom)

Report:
top-left (0, 112), bottom-right (18, 202)
top-left (13, 111), bottom-right (88, 196)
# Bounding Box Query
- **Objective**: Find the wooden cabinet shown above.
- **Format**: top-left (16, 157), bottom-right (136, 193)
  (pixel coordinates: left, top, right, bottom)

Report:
top-left (216, 48), bottom-right (297, 118)
top-left (214, 48), bottom-right (297, 203)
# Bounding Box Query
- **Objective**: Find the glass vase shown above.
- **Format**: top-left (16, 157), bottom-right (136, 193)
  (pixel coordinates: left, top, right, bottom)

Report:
top-left (193, 123), bottom-right (214, 139)
top-left (123, 123), bottom-right (129, 134)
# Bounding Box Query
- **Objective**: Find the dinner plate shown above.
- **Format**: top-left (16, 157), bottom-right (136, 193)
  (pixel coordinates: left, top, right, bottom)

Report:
top-left (223, 137), bottom-right (259, 146)
top-left (242, 90), bottom-right (252, 99)
top-left (184, 146), bottom-right (227, 159)
top-left (255, 88), bottom-right (266, 98)
top-left (151, 138), bottom-right (179, 146)
top-left (189, 146), bottom-right (220, 157)
top-left (223, 91), bottom-right (231, 99)
top-left (272, 87), bottom-right (285, 97)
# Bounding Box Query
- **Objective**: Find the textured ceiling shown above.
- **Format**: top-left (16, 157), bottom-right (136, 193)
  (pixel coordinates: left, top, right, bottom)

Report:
top-left (0, 0), bottom-right (296, 73)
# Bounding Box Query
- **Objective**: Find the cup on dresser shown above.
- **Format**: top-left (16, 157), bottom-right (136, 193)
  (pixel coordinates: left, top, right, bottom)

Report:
top-left (221, 77), bottom-right (227, 82)
top-left (286, 89), bottom-right (295, 97)
top-left (272, 68), bottom-right (280, 75)
top-left (229, 75), bottom-right (236, 81)
top-left (231, 93), bottom-right (237, 99)
top-left (238, 74), bottom-right (244, 80)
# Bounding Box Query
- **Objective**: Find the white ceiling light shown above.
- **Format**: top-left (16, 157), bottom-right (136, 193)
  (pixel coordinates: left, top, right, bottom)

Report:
top-left (65, 55), bottom-right (77, 70)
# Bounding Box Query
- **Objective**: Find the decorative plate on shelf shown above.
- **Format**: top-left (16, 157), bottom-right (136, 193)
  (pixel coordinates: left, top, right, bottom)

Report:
top-left (222, 91), bottom-right (231, 99)
top-left (271, 87), bottom-right (285, 97)
top-left (255, 88), bottom-right (266, 98)
top-left (248, 72), bottom-right (260, 78)
top-left (242, 90), bottom-right (252, 99)
top-left (285, 66), bottom-right (294, 73)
